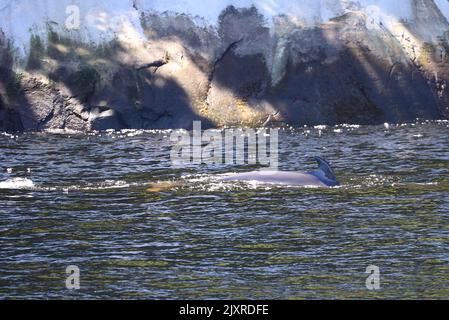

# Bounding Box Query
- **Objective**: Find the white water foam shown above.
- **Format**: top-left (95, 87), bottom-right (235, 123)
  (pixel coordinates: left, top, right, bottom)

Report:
top-left (39, 180), bottom-right (133, 192)
top-left (43, 128), bottom-right (84, 135)
top-left (0, 178), bottom-right (35, 189)
top-left (0, 178), bottom-right (138, 191)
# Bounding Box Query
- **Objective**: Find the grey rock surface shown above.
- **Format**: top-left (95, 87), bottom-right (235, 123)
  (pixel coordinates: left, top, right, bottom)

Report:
top-left (1, 2), bottom-right (448, 132)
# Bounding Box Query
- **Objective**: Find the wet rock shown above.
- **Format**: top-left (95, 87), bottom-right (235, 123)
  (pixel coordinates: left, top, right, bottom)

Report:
top-left (13, 77), bottom-right (86, 131)
top-left (267, 13), bottom-right (442, 125)
top-left (207, 47), bottom-right (270, 126)
top-left (1, 2), bottom-right (449, 132)
top-left (90, 108), bottom-right (124, 131)
top-left (217, 5), bottom-right (271, 56)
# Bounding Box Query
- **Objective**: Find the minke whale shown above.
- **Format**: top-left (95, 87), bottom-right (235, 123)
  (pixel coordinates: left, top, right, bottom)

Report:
top-left (219, 157), bottom-right (339, 188)
top-left (146, 157), bottom-right (339, 192)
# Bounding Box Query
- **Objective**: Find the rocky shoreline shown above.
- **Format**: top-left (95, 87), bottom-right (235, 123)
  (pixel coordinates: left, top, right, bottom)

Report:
top-left (1, 1), bottom-right (449, 132)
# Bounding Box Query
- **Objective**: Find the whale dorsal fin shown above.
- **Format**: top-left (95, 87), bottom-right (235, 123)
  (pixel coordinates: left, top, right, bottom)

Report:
top-left (314, 156), bottom-right (337, 182)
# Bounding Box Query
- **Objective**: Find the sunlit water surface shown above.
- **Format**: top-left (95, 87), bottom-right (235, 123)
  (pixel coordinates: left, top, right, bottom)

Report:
top-left (1, 121), bottom-right (449, 299)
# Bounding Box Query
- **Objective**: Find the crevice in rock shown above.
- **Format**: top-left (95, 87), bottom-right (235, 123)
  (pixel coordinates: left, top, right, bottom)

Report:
top-left (69, 106), bottom-right (89, 122)
top-left (204, 38), bottom-right (244, 116)
top-left (38, 107), bottom-right (55, 129)
top-left (153, 110), bottom-right (173, 122)
top-left (388, 62), bottom-right (401, 79)
top-left (136, 55), bottom-right (169, 72)
top-left (209, 39), bottom-right (243, 83)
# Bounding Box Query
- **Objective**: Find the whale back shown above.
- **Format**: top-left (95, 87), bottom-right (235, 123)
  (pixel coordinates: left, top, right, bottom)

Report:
top-left (313, 156), bottom-right (339, 185)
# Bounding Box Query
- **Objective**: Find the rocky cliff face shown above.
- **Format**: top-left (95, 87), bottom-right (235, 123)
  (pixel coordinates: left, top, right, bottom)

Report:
top-left (0, 0), bottom-right (448, 131)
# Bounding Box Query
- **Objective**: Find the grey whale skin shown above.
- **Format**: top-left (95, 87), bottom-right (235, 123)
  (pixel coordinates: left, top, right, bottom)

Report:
top-left (220, 157), bottom-right (339, 188)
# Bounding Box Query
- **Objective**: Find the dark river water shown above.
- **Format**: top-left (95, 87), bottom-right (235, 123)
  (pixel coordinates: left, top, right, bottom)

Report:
top-left (1, 121), bottom-right (448, 299)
